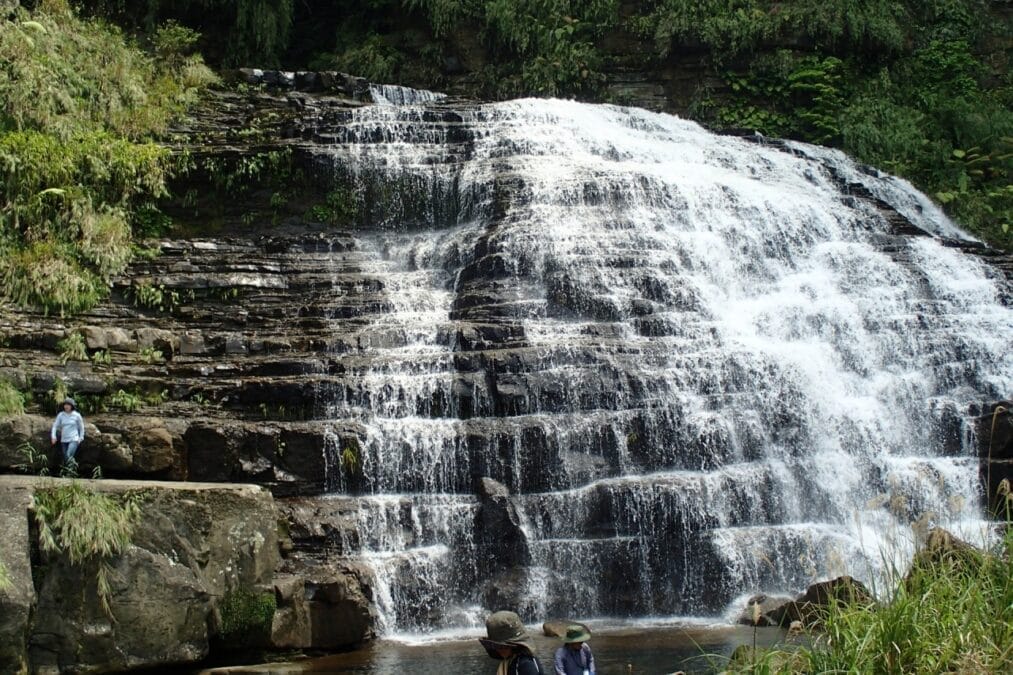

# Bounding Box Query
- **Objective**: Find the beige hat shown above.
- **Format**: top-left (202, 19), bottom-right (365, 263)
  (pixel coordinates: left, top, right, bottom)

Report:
top-left (479, 611), bottom-right (535, 657)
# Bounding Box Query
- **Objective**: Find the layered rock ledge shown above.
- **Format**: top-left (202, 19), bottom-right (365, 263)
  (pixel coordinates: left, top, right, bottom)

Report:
top-left (0, 476), bottom-right (375, 673)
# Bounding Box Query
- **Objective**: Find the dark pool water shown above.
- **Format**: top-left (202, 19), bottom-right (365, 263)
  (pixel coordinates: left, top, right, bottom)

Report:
top-left (201, 624), bottom-right (786, 675)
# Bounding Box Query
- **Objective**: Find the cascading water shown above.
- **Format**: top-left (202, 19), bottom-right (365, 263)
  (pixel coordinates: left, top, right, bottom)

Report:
top-left (309, 93), bottom-right (1011, 634)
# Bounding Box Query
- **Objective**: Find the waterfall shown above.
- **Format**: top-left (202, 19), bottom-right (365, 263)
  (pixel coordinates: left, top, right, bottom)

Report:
top-left (312, 96), bottom-right (1011, 632)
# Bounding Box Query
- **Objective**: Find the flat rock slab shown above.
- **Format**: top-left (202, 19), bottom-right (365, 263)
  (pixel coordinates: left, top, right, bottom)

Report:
top-left (0, 476), bottom-right (279, 674)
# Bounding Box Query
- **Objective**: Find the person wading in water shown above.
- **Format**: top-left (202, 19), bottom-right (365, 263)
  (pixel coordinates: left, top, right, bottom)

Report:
top-left (554, 625), bottom-right (596, 675)
top-left (479, 611), bottom-right (544, 674)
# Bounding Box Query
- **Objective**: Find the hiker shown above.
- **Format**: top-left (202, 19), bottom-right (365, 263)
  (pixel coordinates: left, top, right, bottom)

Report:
top-left (479, 610), bottom-right (544, 674)
top-left (554, 625), bottom-right (596, 675)
top-left (51, 397), bottom-right (85, 469)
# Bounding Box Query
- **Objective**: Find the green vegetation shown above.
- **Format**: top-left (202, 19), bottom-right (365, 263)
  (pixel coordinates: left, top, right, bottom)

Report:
top-left (637, 1), bottom-right (1012, 248)
top-left (217, 588), bottom-right (277, 645)
top-left (341, 441), bottom-right (361, 475)
top-left (0, 1), bottom-right (215, 315)
top-left (13, 442), bottom-right (50, 476)
top-left (77, 0), bottom-right (294, 67)
top-left (307, 186), bottom-right (359, 225)
top-left (34, 482), bottom-right (141, 615)
top-left (727, 524), bottom-right (1013, 673)
top-left (0, 377), bottom-right (26, 416)
top-left (315, 0), bottom-right (619, 97)
top-left (0, 557), bottom-right (10, 591)
top-left (57, 332), bottom-right (88, 363)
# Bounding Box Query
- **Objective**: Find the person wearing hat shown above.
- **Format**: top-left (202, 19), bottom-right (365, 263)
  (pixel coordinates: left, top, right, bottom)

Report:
top-left (51, 397), bottom-right (85, 470)
top-left (479, 610), bottom-right (544, 674)
top-left (553, 624), bottom-right (596, 675)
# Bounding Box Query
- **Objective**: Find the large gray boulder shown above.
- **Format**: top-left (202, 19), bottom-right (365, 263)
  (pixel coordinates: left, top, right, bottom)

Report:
top-left (0, 475), bottom-right (280, 673)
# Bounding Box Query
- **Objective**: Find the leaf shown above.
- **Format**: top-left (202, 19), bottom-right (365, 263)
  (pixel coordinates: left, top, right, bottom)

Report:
top-left (36, 187), bottom-right (66, 198)
top-left (952, 149), bottom-right (966, 159)
top-left (20, 21), bottom-right (48, 34)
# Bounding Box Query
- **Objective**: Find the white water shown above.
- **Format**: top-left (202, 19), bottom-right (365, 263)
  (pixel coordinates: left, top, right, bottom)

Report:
top-left (313, 97), bottom-right (1011, 633)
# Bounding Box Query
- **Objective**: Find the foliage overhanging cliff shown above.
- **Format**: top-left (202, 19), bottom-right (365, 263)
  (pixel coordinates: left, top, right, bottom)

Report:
top-left (74, 0), bottom-right (1013, 250)
top-left (0, 0), bottom-right (1010, 317)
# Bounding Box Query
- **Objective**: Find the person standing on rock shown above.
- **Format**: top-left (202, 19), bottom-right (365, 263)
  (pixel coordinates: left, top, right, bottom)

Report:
top-left (479, 610), bottom-right (544, 674)
top-left (554, 625), bottom-right (596, 675)
top-left (51, 397), bottom-right (84, 471)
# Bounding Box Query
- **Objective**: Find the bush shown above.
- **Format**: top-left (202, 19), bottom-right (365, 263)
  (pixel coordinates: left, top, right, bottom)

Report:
top-left (0, 5), bottom-right (213, 314)
top-left (57, 332), bottom-right (89, 363)
top-left (0, 378), bottom-right (25, 416)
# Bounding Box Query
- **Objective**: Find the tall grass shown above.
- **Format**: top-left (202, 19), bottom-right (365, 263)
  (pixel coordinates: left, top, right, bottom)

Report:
top-left (34, 482), bottom-right (141, 615)
top-left (729, 521), bottom-right (1013, 673)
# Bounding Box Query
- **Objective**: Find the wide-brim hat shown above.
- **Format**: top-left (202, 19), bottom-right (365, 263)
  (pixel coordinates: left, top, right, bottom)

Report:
top-left (561, 625), bottom-right (591, 644)
top-left (62, 397), bottom-right (77, 410)
top-left (479, 611), bottom-right (535, 657)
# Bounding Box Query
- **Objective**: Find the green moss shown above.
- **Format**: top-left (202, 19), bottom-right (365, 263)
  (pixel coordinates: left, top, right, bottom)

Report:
top-left (218, 588), bottom-right (277, 646)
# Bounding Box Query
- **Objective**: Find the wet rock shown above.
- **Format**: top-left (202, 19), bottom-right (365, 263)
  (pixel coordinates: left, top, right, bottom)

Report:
top-left (542, 619), bottom-right (591, 638)
top-left (295, 561), bottom-right (377, 649)
top-left (271, 574), bottom-right (311, 648)
top-left (736, 593), bottom-right (795, 627)
top-left (978, 401), bottom-right (1013, 515)
top-left (474, 477), bottom-right (530, 579)
top-left (781, 576), bottom-right (874, 627)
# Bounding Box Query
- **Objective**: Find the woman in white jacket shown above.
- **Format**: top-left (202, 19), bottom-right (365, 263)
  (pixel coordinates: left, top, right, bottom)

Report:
top-left (51, 397), bottom-right (85, 469)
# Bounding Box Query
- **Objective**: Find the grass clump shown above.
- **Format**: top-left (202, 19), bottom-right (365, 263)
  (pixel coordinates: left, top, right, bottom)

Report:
top-left (0, 1), bottom-right (215, 315)
top-left (731, 525), bottom-right (1013, 673)
top-left (57, 332), bottom-right (88, 363)
top-left (0, 378), bottom-right (25, 416)
top-left (34, 482), bottom-right (141, 615)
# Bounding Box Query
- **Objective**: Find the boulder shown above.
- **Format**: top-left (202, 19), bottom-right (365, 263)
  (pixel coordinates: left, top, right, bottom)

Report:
top-left (301, 561), bottom-right (377, 649)
top-left (910, 527), bottom-right (981, 572)
top-left (0, 475), bottom-right (280, 673)
top-left (736, 593), bottom-right (795, 627)
top-left (79, 325), bottom-right (107, 350)
top-left (135, 328), bottom-right (179, 357)
top-left (780, 576), bottom-right (874, 627)
top-left (542, 619), bottom-right (591, 638)
top-left (271, 574), bottom-right (311, 649)
top-left (473, 477), bottom-right (530, 580)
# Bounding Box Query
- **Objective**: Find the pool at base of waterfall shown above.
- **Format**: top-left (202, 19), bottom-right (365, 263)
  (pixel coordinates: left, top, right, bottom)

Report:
top-left (198, 623), bottom-right (789, 674)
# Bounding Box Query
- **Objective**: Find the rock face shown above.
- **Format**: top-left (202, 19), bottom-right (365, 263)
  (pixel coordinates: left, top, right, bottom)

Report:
top-left (977, 401), bottom-right (1013, 515)
top-left (0, 476), bottom-right (279, 673)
